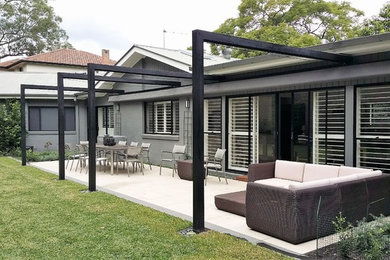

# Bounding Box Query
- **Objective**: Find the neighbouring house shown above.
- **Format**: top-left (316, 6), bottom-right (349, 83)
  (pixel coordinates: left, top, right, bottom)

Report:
top-left (97, 34), bottom-right (390, 176)
top-left (0, 49), bottom-right (115, 151)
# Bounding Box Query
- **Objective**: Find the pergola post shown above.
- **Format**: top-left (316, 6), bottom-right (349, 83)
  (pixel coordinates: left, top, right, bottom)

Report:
top-left (192, 30), bottom-right (205, 232)
top-left (87, 64), bottom-right (97, 192)
top-left (20, 86), bottom-right (26, 166)
top-left (57, 74), bottom-right (65, 180)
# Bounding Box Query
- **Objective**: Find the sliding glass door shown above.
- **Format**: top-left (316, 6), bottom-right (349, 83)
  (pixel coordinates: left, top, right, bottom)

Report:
top-left (228, 95), bottom-right (276, 171)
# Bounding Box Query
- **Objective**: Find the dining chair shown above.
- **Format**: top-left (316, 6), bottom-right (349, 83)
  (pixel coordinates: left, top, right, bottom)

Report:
top-left (205, 148), bottom-right (227, 184)
top-left (119, 146), bottom-right (143, 176)
top-left (74, 144), bottom-right (89, 173)
top-left (159, 144), bottom-right (186, 177)
top-left (130, 141), bottom-right (139, 147)
top-left (141, 143), bottom-right (152, 170)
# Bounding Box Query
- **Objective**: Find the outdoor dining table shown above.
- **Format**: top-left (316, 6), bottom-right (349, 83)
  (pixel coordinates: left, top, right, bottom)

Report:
top-left (96, 144), bottom-right (128, 175)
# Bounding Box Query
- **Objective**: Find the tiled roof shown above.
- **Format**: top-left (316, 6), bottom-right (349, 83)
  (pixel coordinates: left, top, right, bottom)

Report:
top-left (0, 49), bottom-right (116, 68)
top-left (0, 58), bottom-right (21, 68)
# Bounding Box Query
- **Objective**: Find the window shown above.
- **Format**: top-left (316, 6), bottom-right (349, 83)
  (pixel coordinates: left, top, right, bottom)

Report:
top-left (145, 100), bottom-right (179, 135)
top-left (102, 106), bottom-right (114, 128)
top-left (356, 85), bottom-right (390, 173)
top-left (312, 89), bottom-right (345, 165)
top-left (28, 107), bottom-right (75, 131)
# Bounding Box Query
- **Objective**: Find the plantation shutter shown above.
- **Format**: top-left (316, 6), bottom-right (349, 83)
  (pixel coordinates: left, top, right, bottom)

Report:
top-left (154, 102), bottom-right (166, 133)
top-left (312, 89), bottom-right (345, 165)
top-left (145, 102), bottom-right (154, 134)
top-left (357, 85), bottom-right (390, 173)
top-left (228, 97), bottom-right (250, 171)
top-left (204, 99), bottom-right (222, 158)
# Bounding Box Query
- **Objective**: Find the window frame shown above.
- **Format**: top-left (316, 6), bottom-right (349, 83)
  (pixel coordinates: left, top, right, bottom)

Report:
top-left (28, 106), bottom-right (76, 132)
top-left (144, 100), bottom-right (179, 135)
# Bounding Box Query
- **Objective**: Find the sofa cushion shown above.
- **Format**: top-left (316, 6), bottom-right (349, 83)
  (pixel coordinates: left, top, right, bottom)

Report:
top-left (254, 178), bottom-right (298, 189)
top-left (338, 166), bottom-right (372, 177)
top-left (355, 170), bottom-right (382, 179)
top-left (274, 160), bottom-right (305, 182)
top-left (289, 179), bottom-right (332, 191)
top-left (329, 174), bottom-right (358, 184)
top-left (303, 164), bottom-right (339, 182)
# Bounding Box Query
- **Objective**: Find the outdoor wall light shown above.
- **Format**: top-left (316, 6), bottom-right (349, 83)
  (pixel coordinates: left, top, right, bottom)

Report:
top-left (116, 103), bottom-right (120, 111)
top-left (185, 99), bottom-right (190, 108)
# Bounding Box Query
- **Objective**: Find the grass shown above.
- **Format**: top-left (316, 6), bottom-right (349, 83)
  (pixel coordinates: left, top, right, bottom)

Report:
top-left (0, 157), bottom-right (289, 259)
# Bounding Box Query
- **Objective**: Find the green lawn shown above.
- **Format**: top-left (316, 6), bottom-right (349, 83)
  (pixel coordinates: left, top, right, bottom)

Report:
top-left (0, 157), bottom-right (289, 259)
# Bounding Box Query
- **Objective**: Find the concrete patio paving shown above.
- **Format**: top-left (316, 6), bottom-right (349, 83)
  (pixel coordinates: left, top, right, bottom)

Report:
top-left (30, 160), bottom-right (324, 257)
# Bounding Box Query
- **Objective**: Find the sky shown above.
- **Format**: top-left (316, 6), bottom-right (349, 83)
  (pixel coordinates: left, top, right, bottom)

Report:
top-left (49, 0), bottom-right (390, 61)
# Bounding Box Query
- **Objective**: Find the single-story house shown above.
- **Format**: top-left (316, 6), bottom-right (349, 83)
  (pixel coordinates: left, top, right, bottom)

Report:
top-left (97, 33), bottom-right (390, 175)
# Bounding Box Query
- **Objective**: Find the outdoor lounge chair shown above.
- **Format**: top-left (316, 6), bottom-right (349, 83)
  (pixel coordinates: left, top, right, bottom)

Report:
top-left (205, 148), bottom-right (227, 184)
top-left (159, 145), bottom-right (186, 177)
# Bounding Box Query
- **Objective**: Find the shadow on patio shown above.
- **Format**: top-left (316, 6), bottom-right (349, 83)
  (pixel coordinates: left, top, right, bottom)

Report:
top-left (30, 160), bottom-right (322, 256)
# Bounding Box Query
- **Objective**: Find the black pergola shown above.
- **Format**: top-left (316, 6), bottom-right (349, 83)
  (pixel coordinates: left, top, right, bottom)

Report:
top-left (190, 30), bottom-right (351, 232)
top-left (21, 29), bottom-right (353, 234)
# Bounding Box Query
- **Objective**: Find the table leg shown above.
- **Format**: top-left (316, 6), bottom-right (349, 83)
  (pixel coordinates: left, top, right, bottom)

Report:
top-left (111, 150), bottom-right (114, 175)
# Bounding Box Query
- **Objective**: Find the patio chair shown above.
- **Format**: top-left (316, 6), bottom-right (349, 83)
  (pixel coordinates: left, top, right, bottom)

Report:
top-left (205, 148), bottom-right (227, 184)
top-left (130, 141), bottom-right (139, 147)
top-left (74, 141), bottom-right (89, 173)
top-left (141, 143), bottom-right (152, 170)
top-left (69, 144), bottom-right (87, 171)
top-left (159, 145), bottom-right (186, 177)
top-left (118, 146), bottom-right (143, 176)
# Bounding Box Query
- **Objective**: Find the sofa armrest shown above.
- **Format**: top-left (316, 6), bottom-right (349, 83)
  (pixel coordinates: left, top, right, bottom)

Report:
top-left (248, 162), bottom-right (275, 182)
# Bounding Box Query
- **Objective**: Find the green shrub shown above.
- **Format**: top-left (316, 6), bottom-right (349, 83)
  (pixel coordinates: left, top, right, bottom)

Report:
top-left (11, 149), bottom-right (63, 162)
top-left (333, 213), bottom-right (390, 259)
top-left (0, 100), bottom-right (21, 154)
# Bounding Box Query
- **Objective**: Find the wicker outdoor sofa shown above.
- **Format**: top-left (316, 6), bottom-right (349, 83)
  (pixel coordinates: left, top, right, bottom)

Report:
top-left (216, 160), bottom-right (390, 244)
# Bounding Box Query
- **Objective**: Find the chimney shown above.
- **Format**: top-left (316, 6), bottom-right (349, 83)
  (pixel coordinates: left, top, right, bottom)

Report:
top-left (102, 49), bottom-right (110, 63)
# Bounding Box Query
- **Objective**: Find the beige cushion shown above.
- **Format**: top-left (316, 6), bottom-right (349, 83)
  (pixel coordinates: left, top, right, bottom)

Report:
top-left (338, 166), bottom-right (372, 177)
top-left (355, 170), bottom-right (382, 179)
top-left (254, 178), bottom-right (298, 189)
top-left (274, 160), bottom-right (305, 182)
top-left (303, 164), bottom-right (339, 182)
top-left (289, 179), bottom-right (332, 191)
top-left (329, 174), bottom-right (358, 184)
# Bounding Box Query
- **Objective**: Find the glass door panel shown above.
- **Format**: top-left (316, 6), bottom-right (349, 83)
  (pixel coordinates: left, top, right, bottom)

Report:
top-left (258, 95), bottom-right (276, 162)
top-left (292, 92), bottom-right (310, 162)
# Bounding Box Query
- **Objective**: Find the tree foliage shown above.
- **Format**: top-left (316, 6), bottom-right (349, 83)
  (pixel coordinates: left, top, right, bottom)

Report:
top-left (0, 100), bottom-right (21, 153)
top-left (0, 0), bottom-right (72, 59)
top-left (359, 3), bottom-right (390, 36)
top-left (212, 0), bottom-right (363, 58)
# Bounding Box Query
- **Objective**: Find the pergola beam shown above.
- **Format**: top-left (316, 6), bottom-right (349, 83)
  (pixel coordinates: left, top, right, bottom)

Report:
top-left (90, 63), bottom-right (224, 81)
top-left (197, 30), bottom-right (353, 64)
top-left (58, 72), bottom-right (182, 87)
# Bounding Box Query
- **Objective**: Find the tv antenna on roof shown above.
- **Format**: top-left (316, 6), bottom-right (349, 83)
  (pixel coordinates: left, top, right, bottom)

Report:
top-left (163, 29), bottom-right (188, 48)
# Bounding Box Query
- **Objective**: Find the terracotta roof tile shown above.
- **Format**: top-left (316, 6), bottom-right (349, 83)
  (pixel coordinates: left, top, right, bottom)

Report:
top-left (0, 58), bottom-right (21, 68)
top-left (0, 49), bottom-right (116, 68)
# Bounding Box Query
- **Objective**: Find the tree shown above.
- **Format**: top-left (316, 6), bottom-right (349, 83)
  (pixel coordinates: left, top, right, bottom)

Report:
top-left (212, 0), bottom-right (363, 58)
top-left (0, 0), bottom-right (72, 60)
top-left (359, 3), bottom-right (390, 36)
